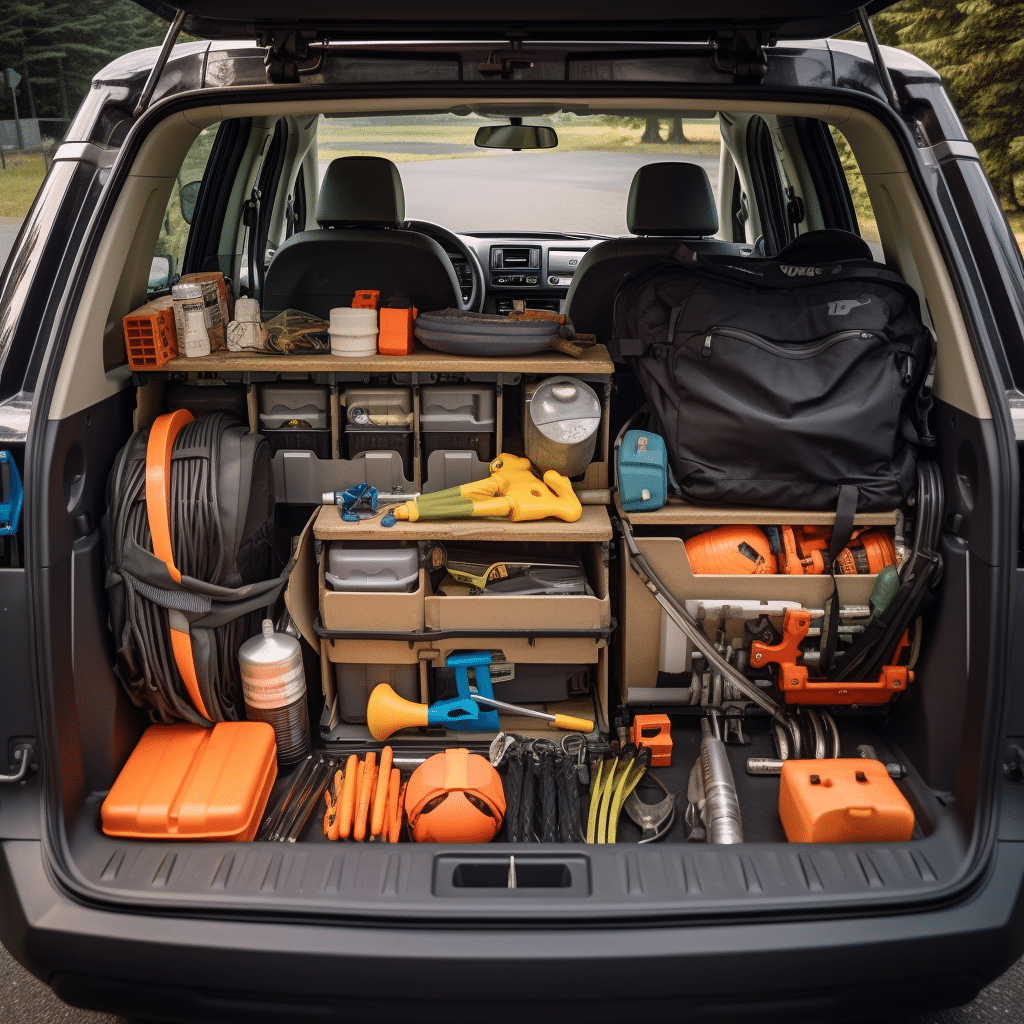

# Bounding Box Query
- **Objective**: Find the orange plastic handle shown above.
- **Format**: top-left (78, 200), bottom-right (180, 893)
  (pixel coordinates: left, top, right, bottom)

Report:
top-left (336, 754), bottom-right (359, 840)
top-left (371, 746), bottom-right (393, 837)
top-left (388, 778), bottom-right (406, 844)
top-left (354, 752), bottom-right (377, 842)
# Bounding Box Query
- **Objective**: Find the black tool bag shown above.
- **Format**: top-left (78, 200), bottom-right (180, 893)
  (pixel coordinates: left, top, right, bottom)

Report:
top-left (103, 412), bottom-right (290, 726)
top-left (611, 242), bottom-right (934, 512)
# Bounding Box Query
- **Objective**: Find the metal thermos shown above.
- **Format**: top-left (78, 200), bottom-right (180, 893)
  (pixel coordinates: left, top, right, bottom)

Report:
top-left (238, 619), bottom-right (311, 764)
top-left (524, 376), bottom-right (601, 477)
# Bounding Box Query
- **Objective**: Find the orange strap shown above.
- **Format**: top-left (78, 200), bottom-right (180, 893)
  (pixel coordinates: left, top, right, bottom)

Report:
top-left (145, 410), bottom-right (212, 722)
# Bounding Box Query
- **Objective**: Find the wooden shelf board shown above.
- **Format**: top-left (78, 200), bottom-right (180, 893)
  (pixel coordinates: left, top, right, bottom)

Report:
top-left (614, 493), bottom-right (899, 526)
top-left (314, 502), bottom-right (613, 542)
top-left (150, 343), bottom-right (614, 376)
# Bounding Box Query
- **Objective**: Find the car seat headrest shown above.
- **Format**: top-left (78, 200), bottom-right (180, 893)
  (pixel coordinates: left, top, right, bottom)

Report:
top-left (626, 162), bottom-right (719, 237)
top-left (316, 156), bottom-right (406, 228)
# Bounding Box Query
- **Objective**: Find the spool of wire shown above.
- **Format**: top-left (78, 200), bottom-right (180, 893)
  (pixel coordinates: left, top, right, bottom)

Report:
top-left (238, 619), bottom-right (311, 764)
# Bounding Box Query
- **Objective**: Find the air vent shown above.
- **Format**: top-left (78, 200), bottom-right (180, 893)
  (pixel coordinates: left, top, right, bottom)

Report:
top-left (491, 246), bottom-right (540, 270)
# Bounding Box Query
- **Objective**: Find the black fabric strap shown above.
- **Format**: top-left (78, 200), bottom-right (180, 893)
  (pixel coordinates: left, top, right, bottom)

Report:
top-left (820, 484), bottom-right (858, 675)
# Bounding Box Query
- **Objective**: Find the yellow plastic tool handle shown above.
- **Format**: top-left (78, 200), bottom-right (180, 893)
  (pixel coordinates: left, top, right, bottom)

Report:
top-left (552, 713), bottom-right (595, 732)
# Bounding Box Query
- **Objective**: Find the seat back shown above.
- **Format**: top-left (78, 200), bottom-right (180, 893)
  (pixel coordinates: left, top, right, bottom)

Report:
top-left (262, 156), bottom-right (460, 319)
top-left (566, 162), bottom-right (748, 343)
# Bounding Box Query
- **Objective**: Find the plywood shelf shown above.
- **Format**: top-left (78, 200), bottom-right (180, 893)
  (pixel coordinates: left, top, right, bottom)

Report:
top-left (150, 343), bottom-right (615, 377)
top-left (614, 493), bottom-right (899, 527)
top-left (314, 502), bottom-right (613, 542)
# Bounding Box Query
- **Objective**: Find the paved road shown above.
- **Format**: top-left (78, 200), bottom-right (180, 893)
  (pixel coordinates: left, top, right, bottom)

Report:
top-left (2, 936), bottom-right (1023, 1023)
top-left (0, 217), bottom-right (22, 271)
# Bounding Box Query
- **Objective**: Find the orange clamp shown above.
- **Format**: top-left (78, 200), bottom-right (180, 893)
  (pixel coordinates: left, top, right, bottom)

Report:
top-left (630, 714), bottom-right (672, 767)
top-left (749, 607), bottom-right (812, 671)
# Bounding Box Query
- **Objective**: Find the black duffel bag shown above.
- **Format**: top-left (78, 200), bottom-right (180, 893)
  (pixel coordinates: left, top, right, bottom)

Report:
top-left (611, 235), bottom-right (934, 511)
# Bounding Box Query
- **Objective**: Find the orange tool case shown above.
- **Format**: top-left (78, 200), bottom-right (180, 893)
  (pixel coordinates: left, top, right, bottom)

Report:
top-left (101, 722), bottom-right (277, 841)
top-left (778, 758), bottom-right (915, 843)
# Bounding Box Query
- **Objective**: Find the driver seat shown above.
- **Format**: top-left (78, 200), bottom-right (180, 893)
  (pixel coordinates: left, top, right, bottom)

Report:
top-left (262, 156), bottom-right (461, 319)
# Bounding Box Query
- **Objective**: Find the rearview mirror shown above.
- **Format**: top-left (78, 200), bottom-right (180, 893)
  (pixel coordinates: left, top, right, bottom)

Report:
top-left (474, 123), bottom-right (557, 151)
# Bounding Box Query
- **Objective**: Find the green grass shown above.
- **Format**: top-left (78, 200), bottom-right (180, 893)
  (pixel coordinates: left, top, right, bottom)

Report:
top-left (0, 151), bottom-right (49, 218)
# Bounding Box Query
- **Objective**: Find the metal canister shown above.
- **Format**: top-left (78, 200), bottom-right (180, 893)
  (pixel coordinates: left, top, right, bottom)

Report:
top-left (524, 375), bottom-right (602, 477)
top-left (238, 619), bottom-right (311, 764)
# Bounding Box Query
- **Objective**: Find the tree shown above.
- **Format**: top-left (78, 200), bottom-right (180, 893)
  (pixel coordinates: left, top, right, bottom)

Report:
top-left (641, 117), bottom-right (664, 144)
top-left (0, 2), bottom-right (167, 127)
top-left (666, 117), bottom-right (688, 144)
top-left (868, 1), bottom-right (1024, 211)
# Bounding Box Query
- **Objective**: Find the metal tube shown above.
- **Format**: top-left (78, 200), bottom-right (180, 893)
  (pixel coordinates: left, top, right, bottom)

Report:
top-left (700, 719), bottom-right (743, 844)
top-left (133, 9), bottom-right (186, 116)
top-left (857, 7), bottom-right (902, 113)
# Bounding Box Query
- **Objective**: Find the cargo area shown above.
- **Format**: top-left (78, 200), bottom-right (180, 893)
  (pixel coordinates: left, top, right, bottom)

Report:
top-left (27, 88), bottom-right (1008, 922)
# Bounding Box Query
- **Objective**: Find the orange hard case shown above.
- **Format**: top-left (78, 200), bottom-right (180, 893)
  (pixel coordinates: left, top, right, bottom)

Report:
top-left (778, 758), bottom-right (915, 843)
top-left (101, 722), bottom-right (278, 841)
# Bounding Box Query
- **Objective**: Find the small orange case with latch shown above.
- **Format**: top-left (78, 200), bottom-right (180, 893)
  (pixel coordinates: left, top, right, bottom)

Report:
top-left (101, 722), bottom-right (277, 841)
top-left (778, 758), bottom-right (914, 843)
top-left (378, 306), bottom-right (417, 355)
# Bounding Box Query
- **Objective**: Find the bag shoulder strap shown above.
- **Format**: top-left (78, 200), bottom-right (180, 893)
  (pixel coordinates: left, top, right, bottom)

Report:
top-left (145, 409), bottom-right (213, 722)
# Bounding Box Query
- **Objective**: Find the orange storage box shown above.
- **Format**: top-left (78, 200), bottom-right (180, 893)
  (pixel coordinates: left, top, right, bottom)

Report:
top-left (779, 758), bottom-right (915, 843)
top-left (101, 722), bottom-right (277, 841)
top-left (123, 295), bottom-right (178, 370)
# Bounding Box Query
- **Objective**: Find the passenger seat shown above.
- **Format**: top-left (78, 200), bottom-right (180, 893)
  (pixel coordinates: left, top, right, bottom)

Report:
top-left (262, 156), bottom-right (461, 320)
top-left (566, 162), bottom-right (748, 344)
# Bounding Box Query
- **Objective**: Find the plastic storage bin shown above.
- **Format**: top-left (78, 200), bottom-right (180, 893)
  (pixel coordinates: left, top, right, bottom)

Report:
top-left (259, 384), bottom-right (331, 459)
top-left (420, 384), bottom-right (496, 464)
top-left (326, 542), bottom-right (419, 593)
top-left (334, 663), bottom-right (419, 723)
top-left (343, 387), bottom-right (413, 477)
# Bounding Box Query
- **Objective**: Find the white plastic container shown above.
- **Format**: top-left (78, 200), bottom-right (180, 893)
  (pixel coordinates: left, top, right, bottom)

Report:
top-left (330, 307), bottom-right (378, 357)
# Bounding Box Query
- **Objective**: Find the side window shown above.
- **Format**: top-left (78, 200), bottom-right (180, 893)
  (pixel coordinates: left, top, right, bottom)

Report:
top-left (149, 125), bottom-right (219, 293)
top-left (828, 126), bottom-right (883, 254)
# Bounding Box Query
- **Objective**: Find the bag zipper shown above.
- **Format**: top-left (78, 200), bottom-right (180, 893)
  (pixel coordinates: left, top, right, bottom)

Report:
top-left (700, 325), bottom-right (887, 361)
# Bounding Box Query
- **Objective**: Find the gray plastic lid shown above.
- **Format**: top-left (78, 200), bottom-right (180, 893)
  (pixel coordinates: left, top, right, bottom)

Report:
top-left (238, 619), bottom-right (301, 668)
top-left (530, 376), bottom-right (601, 442)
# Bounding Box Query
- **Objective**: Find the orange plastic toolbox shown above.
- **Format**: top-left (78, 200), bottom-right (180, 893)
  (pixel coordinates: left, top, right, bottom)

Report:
top-left (101, 722), bottom-right (277, 841)
top-left (123, 295), bottom-right (178, 370)
top-left (779, 758), bottom-right (915, 843)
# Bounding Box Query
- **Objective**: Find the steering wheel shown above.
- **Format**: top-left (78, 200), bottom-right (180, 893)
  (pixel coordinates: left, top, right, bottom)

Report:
top-left (403, 219), bottom-right (485, 312)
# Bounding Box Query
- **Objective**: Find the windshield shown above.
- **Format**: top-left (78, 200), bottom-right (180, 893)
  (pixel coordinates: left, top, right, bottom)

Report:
top-left (317, 113), bottom-right (722, 235)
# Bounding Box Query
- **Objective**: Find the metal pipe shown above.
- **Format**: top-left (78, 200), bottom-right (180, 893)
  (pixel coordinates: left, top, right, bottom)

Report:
top-left (700, 718), bottom-right (743, 844)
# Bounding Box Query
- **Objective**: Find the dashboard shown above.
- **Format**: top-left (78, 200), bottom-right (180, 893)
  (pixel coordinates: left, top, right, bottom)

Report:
top-left (437, 231), bottom-right (606, 314)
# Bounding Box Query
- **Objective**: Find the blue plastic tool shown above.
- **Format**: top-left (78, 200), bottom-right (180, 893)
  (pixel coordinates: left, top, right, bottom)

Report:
top-left (427, 651), bottom-right (501, 733)
top-left (0, 451), bottom-right (23, 536)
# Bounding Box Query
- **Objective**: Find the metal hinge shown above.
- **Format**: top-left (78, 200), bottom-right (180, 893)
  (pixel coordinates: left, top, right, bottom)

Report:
top-left (479, 38), bottom-right (536, 79)
top-left (711, 30), bottom-right (773, 84)
top-left (260, 29), bottom-right (315, 84)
